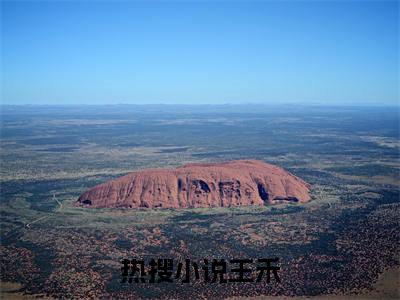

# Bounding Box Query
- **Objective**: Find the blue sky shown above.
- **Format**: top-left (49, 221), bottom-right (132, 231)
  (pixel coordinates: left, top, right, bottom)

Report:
top-left (1, 1), bottom-right (399, 105)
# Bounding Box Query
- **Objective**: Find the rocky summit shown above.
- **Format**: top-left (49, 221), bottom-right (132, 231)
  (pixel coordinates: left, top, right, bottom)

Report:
top-left (77, 160), bottom-right (311, 209)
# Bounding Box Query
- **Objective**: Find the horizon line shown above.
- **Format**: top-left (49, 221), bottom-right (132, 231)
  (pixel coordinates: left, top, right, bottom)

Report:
top-left (1, 102), bottom-right (399, 108)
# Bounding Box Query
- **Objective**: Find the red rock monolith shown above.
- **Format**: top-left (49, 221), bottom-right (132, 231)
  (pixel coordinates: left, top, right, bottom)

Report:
top-left (77, 160), bottom-right (311, 209)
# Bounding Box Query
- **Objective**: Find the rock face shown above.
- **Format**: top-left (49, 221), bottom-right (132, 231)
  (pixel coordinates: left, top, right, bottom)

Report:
top-left (77, 160), bottom-right (311, 209)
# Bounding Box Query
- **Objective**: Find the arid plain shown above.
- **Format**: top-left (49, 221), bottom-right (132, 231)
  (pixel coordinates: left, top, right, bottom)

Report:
top-left (1, 105), bottom-right (399, 299)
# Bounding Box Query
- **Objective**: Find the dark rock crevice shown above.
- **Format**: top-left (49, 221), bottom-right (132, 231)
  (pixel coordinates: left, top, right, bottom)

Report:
top-left (257, 183), bottom-right (269, 202)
